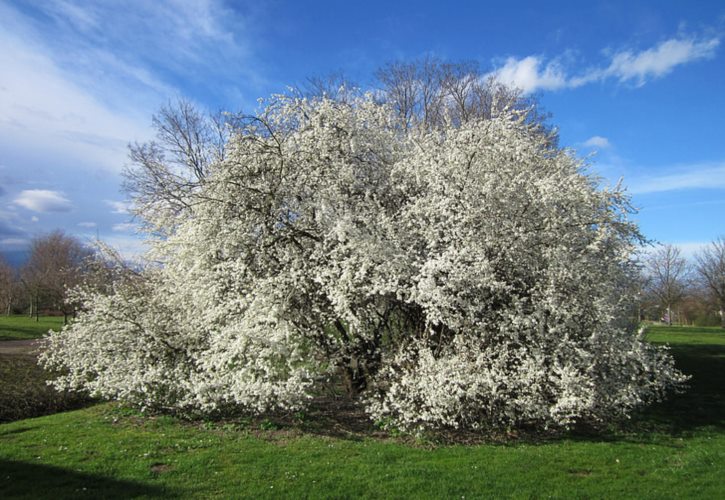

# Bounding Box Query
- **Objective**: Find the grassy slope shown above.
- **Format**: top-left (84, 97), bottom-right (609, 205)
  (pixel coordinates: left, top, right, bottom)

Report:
top-left (0, 325), bottom-right (723, 499)
top-left (0, 315), bottom-right (64, 340)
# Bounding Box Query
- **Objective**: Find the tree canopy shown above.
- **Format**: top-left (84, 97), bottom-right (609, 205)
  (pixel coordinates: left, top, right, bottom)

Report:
top-left (42, 90), bottom-right (686, 433)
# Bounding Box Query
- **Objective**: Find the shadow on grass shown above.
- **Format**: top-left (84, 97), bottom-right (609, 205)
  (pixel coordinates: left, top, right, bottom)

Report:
top-left (0, 321), bottom-right (62, 341)
top-left (561, 342), bottom-right (725, 447)
top-left (289, 342), bottom-right (725, 445)
top-left (0, 426), bottom-right (37, 437)
top-left (626, 343), bottom-right (725, 435)
top-left (176, 342), bottom-right (725, 447)
top-left (0, 354), bottom-right (93, 423)
top-left (0, 460), bottom-right (176, 499)
top-left (0, 326), bottom-right (48, 340)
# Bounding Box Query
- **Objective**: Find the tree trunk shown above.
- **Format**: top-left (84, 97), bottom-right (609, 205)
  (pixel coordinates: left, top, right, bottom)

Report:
top-left (720, 306), bottom-right (724, 329)
top-left (341, 357), bottom-right (367, 398)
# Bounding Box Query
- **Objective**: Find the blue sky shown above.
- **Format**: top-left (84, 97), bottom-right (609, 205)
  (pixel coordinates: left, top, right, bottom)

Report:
top-left (1, 0), bottom-right (724, 264)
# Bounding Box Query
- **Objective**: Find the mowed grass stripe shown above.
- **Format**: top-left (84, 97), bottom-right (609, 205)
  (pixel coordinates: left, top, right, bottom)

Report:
top-left (0, 315), bottom-right (65, 341)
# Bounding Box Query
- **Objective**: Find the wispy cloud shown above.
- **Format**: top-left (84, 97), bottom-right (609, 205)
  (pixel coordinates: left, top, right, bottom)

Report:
top-left (627, 162), bottom-right (725, 194)
top-left (78, 221), bottom-right (98, 228)
top-left (602, 37), bottom-right (719, 85)
top-left (15, 0), bottom-right (264, 104)
top-left (0, 238), bottom-right (29, 249)
top-left (652, 241), bottom-right (710, 260)
top-left (582, 136), bottom-right (611, 149)
top-left (0, 15), bottom-right (151, 172)
top-left (0, 0), bottom-right (266, 177)
top-left (14, 190), bottom-right (73, 212)
top-left (490, 33), bottom-right (720, 94)
top-left (112, 223), bottom-right (137, 232)
top-left (0, 212), bottom-right (27, 241)
top-left (105, 200), bottom-right (131, 214)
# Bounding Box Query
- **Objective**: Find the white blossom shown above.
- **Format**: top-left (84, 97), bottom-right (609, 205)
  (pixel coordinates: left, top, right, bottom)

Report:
top-left (41, 93), bottom-right (687, 431)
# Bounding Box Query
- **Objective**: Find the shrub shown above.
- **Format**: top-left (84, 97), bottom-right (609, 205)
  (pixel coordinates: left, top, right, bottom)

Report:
top-left (41, 94), bottom-right (687, 432)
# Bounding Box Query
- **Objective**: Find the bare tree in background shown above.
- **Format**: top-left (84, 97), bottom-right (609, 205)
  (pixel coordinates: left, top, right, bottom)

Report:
top-left (20, 231), bottom-right (94, 323)
top-left (695, 236), bottom-right (725, 328)
top-left (374, 57), bottom-right (556, 141)
top-left (303, 71), bottom-right (356, 103)
top-left (0, 256), bottom-right (16, 316)
top-left (644, 244), bottom-right (689, 325)
top-left (123, 98), bottom-right (241, 234)
top-left (303, 58), bottom-right (555, 135)
top-left (124, 61), bottom-right (556, 235)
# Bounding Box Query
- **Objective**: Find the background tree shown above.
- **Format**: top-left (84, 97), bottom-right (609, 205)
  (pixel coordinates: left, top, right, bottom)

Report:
top-left (123, 98), bottom-right (241, 235)
top-left (644, 244), bottom-right (689, 325)
top-left (20, 231), bottom-right (94, 323)
top-left (303, 71), bottom-right (356, 102)
top-left (695, 237), bottom-right (725, 328)
top-left (0, 256), bottom-right (16, 316)
top-left (678, 285), bottom-right (720, 326)
top-left (374, 57), bottom-right (556, 141)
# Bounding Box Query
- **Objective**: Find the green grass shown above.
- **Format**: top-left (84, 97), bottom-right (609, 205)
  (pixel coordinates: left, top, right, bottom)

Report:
top-left (0, 315), bottom-right (65, 340)
top-left (645, 324), bottom-right (725, 346)
top-left (0, 325), bottom-right (723, 498)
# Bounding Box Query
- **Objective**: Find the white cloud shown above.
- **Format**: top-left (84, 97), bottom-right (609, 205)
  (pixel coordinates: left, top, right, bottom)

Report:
top-left (492, 56), bottom-right (569, 93)
top-left (0, 27), bottom-right (152, 173)
top-left (0, 237), bottom-right (29, 248)
top-left (30, 216), bottom-right (39, 222)
top-left (489, 34), bottom-right (720, 94)
top-left (0, 2), bottom-right (160, 169)
top-left (112, 222), bottom-right (137, 232)
top-left (14, 190), bottom-right (73, 212)
top-left (604, 37), bottom-right (720, 85)
top-left (15, 0), bottom-right (262, 102)
top-left (662, 241), bottom-right (709, 260)
top-left (105, 200), bottom-right (131, 214)
top-left (101, 235), bottom-right (147, 260)
top-left (583, 136), bottom-right (611, 149)
top-left (0, 0), bottom-right (266, 181)
top-left (78, 221), bottom-right (97, 228)
top-left (627, 162), bottom-right (725, 194)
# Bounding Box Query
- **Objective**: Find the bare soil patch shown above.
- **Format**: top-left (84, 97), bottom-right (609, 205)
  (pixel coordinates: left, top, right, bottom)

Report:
top-left (0, 339), bottom-right (42, 356)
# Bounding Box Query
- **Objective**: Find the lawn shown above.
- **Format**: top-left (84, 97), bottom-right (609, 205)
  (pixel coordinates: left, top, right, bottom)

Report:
top-left (0, 315), bottom-right (65, 340)
top-left (0, 325), bottom-right (723, 498)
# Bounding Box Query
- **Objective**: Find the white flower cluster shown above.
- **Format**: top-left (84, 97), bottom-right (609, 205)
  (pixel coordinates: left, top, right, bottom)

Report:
top-left (41, 94), bottom-right (686, 430)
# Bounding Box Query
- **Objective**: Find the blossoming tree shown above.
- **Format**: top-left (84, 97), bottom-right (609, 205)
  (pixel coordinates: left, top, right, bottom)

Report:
top-left (41, 92), bottom-right (686, 432)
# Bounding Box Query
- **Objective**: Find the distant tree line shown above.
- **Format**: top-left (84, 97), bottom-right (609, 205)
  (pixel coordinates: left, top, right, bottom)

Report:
top-left (0, 231), bottom-right (109, 323)
top-left (3, 232), bottom-right (721, 329)
top-left (640, 238), bottom-right (725, 328)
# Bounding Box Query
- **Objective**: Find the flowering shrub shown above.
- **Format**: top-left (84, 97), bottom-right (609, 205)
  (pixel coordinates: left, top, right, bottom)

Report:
top-left (41, 94), bottom-right (687, 431)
